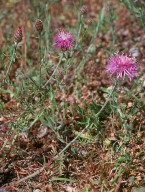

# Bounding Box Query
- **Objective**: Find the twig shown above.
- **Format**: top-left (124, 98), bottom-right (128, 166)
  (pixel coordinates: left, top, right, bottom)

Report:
top-left (88, 180), bottom-right (99, 192)
top-left (16, 157), bottom-right (53, 184)
top-left (114, 176), bottom-right (122, 192)
top-left (17, 167), bottom-right (44, 184)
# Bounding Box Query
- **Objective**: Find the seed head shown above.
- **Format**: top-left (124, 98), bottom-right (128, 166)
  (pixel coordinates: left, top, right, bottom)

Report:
top-left (54, 29), bottom-right (74, 50)
top-left (35, 19), bottom-right (43, 33)
top-left (106, 52), bottom-right (138, 80)
top-left (14, 26), bottom-right (23, 44)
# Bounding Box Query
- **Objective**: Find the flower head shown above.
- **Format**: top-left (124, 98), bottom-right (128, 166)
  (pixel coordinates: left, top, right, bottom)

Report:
top-left (14, 26), bottom-right (23, 44)
top-left (106, 53), bottom-right (138, 80)
top-left (35, 19), bottom-right (43, 33)
top-left (54, 29), bottom-right (74, 50)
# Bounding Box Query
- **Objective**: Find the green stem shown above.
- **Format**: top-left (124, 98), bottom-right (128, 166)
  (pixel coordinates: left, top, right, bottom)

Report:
top-left (54, 123), bottom-right (92, 159)
top-left (94, 79), bottom-right (118, 118)
top-left (4, 44), bottom-right (17, 82)
top-left (55, 79), bottom-right (118, 159)
top-left (42, 53), bottom-right (63, 88)
top-left (87, 6), bottom-right (105, 53)
top-left (39, 34), bottom-right (42, 87)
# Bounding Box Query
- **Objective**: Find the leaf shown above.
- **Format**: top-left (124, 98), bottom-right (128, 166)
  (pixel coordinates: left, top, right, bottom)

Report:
top-left (73, 130), bottom-right (93, 140)
top-left (117, 153), bottom-right (131, 163)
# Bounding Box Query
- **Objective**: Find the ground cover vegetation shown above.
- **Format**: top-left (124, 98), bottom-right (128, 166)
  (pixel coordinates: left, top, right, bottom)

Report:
top-left (0, 0), bottom-right (145, 191)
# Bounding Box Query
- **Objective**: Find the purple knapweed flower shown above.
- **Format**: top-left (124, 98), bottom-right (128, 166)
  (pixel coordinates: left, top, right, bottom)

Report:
top-left (106, 53), bottom-right (138, 80)
top-left (54, 29), bottom-right (74, 50)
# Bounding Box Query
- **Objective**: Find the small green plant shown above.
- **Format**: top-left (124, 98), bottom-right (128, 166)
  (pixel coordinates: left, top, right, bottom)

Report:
top-left (119, 0), bottom-right (145, 26)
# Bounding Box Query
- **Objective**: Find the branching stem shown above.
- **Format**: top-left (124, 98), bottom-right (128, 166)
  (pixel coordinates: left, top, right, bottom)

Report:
top-left (15, 79), bottom-right (118, 183)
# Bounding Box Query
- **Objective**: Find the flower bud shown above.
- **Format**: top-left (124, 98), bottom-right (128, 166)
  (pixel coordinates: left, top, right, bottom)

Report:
top-left (35, 19), bottom-right (43, 33)
top-left (14, 26), bottom-right (23, 44)
top-left (80, 5), bottom-right (88, 15)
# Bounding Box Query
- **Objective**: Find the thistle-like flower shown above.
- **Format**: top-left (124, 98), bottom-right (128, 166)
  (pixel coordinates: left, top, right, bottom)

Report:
top-left (35, 19), bottom-right (43, 33)
top-left (14, 26), bottom-right (23, 44)
top-left (54, 29), bottom-right (74, 50)
top-left (106, 53), bottom-right (138, 80)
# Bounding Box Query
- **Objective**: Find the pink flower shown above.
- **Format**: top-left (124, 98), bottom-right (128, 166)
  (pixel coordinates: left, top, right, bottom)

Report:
top-left (54, 29), bottom-right (74, 50)
top-left (106, 53), bottom-right (138, 80)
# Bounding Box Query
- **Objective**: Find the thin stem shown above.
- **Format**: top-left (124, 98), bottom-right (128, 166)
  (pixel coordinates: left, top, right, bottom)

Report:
top-left (94, 79), bottom-right (118, 118)
top-left (42, 53), bottom-right (63, 88)
top-left (55, 79), bottom-right (118, 159)
top-left (54, 123), bottom-right (92, 159)
top-left (74, 13), bottom-right (82, 49)
top-left (108, 0), bottom-right (116, 53)
top-left (38, 34), bottom-right (42, 87)
top-left (87, 6), bottom-right (105, 53)
top-left (4, 44), bottom-right (17, 82)
top-left (74, 6), bottom-right (105, 77)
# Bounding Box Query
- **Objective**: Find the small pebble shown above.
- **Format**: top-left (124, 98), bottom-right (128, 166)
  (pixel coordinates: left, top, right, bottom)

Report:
top-left (143, 81), bottom-right (145, 87)
top-left (129, 47), bottom-right (140, 57)
top-left (33, 189), bottom-right (40, 192)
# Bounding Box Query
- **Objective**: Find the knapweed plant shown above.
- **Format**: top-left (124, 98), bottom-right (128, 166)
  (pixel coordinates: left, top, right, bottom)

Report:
top-left (0, 1), bottom-right (144, 191)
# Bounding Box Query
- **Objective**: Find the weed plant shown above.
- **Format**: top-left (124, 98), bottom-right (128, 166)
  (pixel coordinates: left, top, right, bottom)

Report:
top-left (0, 0), bottom-right (145, 191)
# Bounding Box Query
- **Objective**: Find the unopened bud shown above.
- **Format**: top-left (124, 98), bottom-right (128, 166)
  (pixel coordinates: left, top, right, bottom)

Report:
top-left (14, 26), bottom-right (23, 44)
top-left (80, 5), bottom-right (88, 15)
top-left (35, 19), bottom-right (43, 33)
